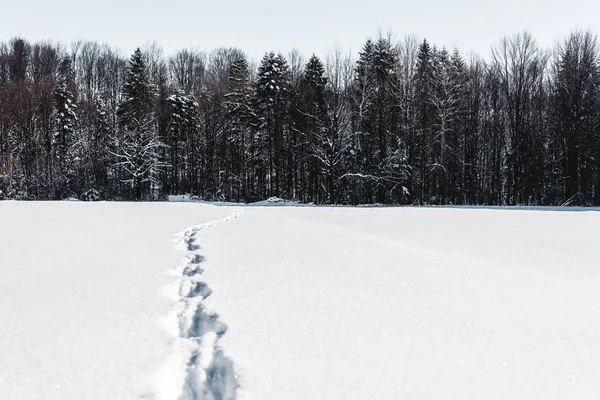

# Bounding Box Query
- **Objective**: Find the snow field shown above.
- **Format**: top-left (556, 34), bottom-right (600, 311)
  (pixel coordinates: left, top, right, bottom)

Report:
top-left (1, 202), bottom-right (599, 399)
top-left (198, 206), bottom-right (600, 399)
top-left (0, 202), bottom-right (231, 399)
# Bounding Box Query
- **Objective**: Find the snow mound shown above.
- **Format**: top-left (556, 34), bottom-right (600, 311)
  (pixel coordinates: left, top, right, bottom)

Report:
top-left (251, 197), bottom-right (300, 206)
top-left (168, 194), bottom-right (199, 202)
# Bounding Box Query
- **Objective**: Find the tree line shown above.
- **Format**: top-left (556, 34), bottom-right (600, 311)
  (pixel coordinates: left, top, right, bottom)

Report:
top-left (0, 31), bottom-right (599, 205)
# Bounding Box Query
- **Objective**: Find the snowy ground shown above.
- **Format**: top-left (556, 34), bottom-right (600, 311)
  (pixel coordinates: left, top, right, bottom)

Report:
top-left (0, 202), bottom-right (233, 399)
top-left (1, 202), bottom-right (599, 399)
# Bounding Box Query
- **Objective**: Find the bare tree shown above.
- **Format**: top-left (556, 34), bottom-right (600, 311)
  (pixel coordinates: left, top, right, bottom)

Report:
top-left (168, 49), bottom-right (206, 94)
top-left (491, 32), bottom-right (547, 204)
top-left (549, 31), bottom-right (600, 205)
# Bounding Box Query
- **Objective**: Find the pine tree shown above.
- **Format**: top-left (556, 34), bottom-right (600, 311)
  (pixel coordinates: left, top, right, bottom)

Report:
top-left (446, 48), bottom-right (473, 204)
top-left (347, 38), bottom-right (405, 204)
top-left (117, 49), bottom-right (155, 128)
top-left (89, 96), bottom-right (111, 195)
top-left (348, 40), bottom-right (377, 203)
top-left (53, 56), bottom-right (78, 198)
top-left (298, 54), bottom-right (328, 202)
top-left (114, 48), bottom-right (165, 200)
top-left (224, 55), bottom-right (253, 201)
top-left (371, 37), bottom-right (399, 203)
top-left (167, 91), bottom-right (200, 195)
top-left (254, 52), bottom-right (290, 197)
top-left (413, 39), bottom-right (435, 203)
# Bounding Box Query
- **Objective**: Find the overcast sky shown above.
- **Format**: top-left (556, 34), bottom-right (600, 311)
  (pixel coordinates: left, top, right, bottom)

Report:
top-left (2, 0), bottom-right (599, 62)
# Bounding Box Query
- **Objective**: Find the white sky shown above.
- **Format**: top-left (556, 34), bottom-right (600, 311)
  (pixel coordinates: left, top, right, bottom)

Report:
top-left (2, 0), bottom-right (599, 62)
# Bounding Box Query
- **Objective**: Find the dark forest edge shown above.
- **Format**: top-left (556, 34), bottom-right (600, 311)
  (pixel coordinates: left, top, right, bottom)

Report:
top-left (1, 30), bottom-right (599, 206)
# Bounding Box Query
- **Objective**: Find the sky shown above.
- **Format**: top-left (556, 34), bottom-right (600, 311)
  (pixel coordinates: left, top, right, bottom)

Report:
top-left (2, 0), bottom-right (599, 63)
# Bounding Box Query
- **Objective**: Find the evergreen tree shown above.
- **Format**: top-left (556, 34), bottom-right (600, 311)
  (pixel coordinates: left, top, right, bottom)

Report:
top-left (90, 96), bottom-right (111, 194)
top-left (224, 55), bottom-right (253, 201)
top-left (1, 32), bottom-right (600, 207)
top-left (167, 91), bottom-right (200, 195)
top-left (448, 49), bottom-right (474, 204)
top-left (114, 48), bottom-right (165, 200)
top-left (254, 52), bottom-right (290, 197)
top-left (299, 54), bottom-right (328, 202)
top-left (117, 48), bottom-right (155, 128)
top-left (371, 37), bottom-right (399, 203)
top-left (413, 39), bottom-right (435, 203)
top-left (347, 38), bottom-right (406, 204)
top-left (348, 40), bottom-right (377, 203)
top-left (53, 56), bottom-right (78, 198)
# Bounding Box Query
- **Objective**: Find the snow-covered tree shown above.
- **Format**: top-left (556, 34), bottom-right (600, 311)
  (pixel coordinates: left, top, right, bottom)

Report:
top-left (490, 32), bottom-right (547, 204)
top-left (254, 52), bottom-right (290, 197)
top-left (118, 48), bottom-right (155, 128)
top-left (224, 54), bottom-right (254, 201)
top-left (114, 48), bottom-right (166, 199)
top-left (428, 47), bottom-right (462, 204)
top-left (347, 37), bottom-right (404, 204)
top-left (167, 90), bottom-right (200, 195)
top-left (550, 31), bottom-right (600, 205)
top-left (53, 56), bottom-right (78, 198)
top-left (298, 54), bottom-right (328, 202)
top-left (413, 39), bottom-right (436, 203)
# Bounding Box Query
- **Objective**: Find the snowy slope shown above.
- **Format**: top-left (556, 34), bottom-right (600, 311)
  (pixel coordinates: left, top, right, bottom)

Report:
top-left (1, 203), bottom-right (600, 399)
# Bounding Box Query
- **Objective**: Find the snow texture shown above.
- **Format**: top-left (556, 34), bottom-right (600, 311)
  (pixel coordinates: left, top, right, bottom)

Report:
top-left (1, 202), bottom-right (600, 399)
top-left (0, 201), bottom-right (231, 399)
top-left (198, 206), bottom-right (600, 400)
top-left (158, 212), bottom-right (241, 400)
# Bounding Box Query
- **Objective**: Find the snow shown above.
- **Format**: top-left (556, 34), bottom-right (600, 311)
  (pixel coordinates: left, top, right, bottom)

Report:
top-left (168, 194), bottom-right (194, 202)
top-left (249, 196), bottom-right (299, 206)
top-left (1, 202), bottom-right (600, 399)
top-left (0, 201), bottom-right (232, 400)
top-left (196, 206), bottom-right (600, 399)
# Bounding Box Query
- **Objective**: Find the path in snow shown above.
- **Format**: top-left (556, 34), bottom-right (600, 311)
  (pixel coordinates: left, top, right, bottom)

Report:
top-left (0, 202), bottom-right (235, 400)
top-left (155, 210), bottom-right (242, 400)
top-left (3, 203), bottom-right (600, 399)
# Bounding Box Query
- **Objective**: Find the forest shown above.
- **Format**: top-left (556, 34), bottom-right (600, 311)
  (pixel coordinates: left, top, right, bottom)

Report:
top-left (0, 30), bottom-right (599, 205)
